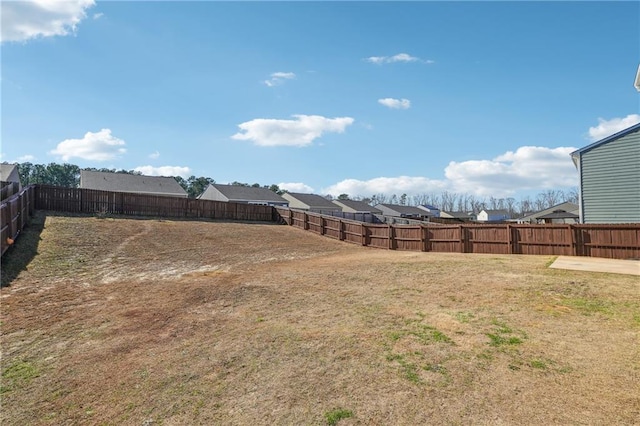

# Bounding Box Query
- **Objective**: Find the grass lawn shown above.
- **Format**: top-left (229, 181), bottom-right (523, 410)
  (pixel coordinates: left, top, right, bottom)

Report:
top-left (1, 212), bottom-right (639, 425)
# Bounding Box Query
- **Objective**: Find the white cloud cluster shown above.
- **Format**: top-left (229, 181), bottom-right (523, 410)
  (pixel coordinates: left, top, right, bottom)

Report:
top-left (149, 151), bottom-right (160, 159)
top-left (232, 114), bottom-right (354, 147)
top-left (323, 176), bottom-right (447, 197)
top-left (587, 114), bottom-right (640, 142)
top-left (1, 0), bottom-right (95, 43)
top-left (319, 146), bottom-right (578, 199)
top-left (365, 53), bottom-right (433, 65)
top-left (278, 182), bottom-right (314, 193)
top-left (133, 165), bottom-right (191, 178)
top-left (264, 72), bottom-right (296, 87)
top-left (16, 154), bottom-right (36, 162)
top-left (50, 129), bottom-right (126, 162)
top-left (444, 146), bottom-right (578, 196)
top-left (378, 98), bottom-right (411, 109)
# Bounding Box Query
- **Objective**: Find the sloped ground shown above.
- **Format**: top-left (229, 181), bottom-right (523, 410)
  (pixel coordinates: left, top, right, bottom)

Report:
top-left (1, 212), bottom-right (639, 425)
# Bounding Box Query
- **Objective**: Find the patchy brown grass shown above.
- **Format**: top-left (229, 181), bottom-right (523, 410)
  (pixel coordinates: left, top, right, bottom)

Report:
top-left (1, 212), bottom-right (639, 425)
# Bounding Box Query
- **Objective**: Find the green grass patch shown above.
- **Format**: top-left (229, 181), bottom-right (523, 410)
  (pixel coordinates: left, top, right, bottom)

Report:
top-left (529, 359), bottom-right (548, 369)
top-left (486, 320), bottom-right (525, 347)
top-left (1, 360), bottom-right (40, 394)
top-left (324, 408), bottom-right (354, 425)
top-left (562, 297), bottom-right (613, 316)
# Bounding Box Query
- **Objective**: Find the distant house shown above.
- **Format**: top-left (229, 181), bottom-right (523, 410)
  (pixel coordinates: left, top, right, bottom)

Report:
top-left (332, 199), bottom-right (382, 214)
top-left (0, 164), bottom-right (22, 190)
top-left (198, 184), bottom-right (288, 206)
top-left (516, 202), bottom-right (579, 224)
top-left (417, 204), bottom-right (440, 217)
top-left (79, 170), bottom-right (187, 198)
top-left (282, 192), bottom-right (342, 213)
top-left (375, 204), bottom-right (432, 220)
top-left (477, 209), bottom-right (510, 222)
top-left (536, 209), bottom-right (579, 224)
top-left (439, 211), bottom-right (476, 222)
top-left (570, 122), bottom-right (640, 223)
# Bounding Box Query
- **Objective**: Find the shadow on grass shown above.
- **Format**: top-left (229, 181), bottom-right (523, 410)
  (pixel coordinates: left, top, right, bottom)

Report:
top-left (1, 211), bottom-right (46, 288)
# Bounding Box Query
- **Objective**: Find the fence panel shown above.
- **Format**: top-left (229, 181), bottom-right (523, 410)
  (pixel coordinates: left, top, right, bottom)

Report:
top-left (394, 226), bottom-right (423, 251)
top-left (465, 225), bottom-right (510, 254)
top-left (323, 217), bottom-right (342, 240)
top-left (426, 225), bottom-right (461, 253)
top-left (1, 185), bottom-right (35, 256)
top-left (367, 224), bottom-right (391, 249)
top-left (577, 225), bottom-right (640, 259)
top-left (514, 225), bottom-right (573, 256)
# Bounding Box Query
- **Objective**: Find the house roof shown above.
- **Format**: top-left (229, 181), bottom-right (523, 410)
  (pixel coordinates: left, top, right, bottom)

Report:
top-left (420, 204), bottom-right (440, 210)
top-left (441, 211), bottom-right (475, 219)
top-left (0, 164), bottom-right (19, 182)
top-left (518, 202), bottom-right (579, 222)
top-left (284, 192), bottom-right (340, 209)
top-left (80, 170), bottom-right (187, 196)
top-left (537, 209), bottom-right (579, 220)
top-left (376, 204), bottom-right (432, 216)
top-left (208, 184), bottom-right (287, 203)
top-left (570, 122), bottom-right (640, 166)
top-left (332, 199), bottom-right (382, 213)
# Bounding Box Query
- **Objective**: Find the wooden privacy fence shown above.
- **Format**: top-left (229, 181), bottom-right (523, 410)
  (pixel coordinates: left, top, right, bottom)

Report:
top-left (1, 185), bottom-right (35, 256)
top-left (275, 207), bottom-right (640, 260)
top-left (1, 182), bottom-right (21, 201)
top-left (35, 185), bottom-right (277, 222)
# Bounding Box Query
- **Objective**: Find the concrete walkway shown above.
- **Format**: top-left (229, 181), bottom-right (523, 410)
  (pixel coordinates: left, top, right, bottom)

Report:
top-left (549, 256), bottom-right (640, 276)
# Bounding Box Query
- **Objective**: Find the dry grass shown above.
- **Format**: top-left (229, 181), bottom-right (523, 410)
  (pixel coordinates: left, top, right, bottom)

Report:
top-left (1, 212), bottom-right (639, 425)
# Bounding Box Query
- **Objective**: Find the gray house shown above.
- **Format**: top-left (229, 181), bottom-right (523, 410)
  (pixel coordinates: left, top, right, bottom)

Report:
top-left (282, 192), bottom-right (342, 213)
top-left (570, 122), bottom-right (640, 223)
top-left (417, 204), bottom-right (440, 217)
top-left (0, 164), bottom-right (22, 190)
top-left (332, 199), bottom-right (382, 214)
top-left (440, 211), bottom-right (476, 222)
top-left (375, 204), bottom-right (432, 220)
top-left (198, 184), bottom-right (288, 206)
top-left (79, 170), bottom-right (187, 197)
top-left (516, 202), bottom-right (579, 224)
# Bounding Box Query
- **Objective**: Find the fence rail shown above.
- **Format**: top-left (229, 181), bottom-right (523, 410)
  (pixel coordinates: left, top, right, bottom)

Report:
top-left (275, 208), bottom-right (640, 260)
top-left (1, 185), bottom-right (35, 256)
top-left (34, 185), bottom-right (278, 222)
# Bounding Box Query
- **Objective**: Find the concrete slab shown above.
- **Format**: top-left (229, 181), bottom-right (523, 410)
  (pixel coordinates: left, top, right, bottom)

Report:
top-left (549, 256), bottom-right (640, 276)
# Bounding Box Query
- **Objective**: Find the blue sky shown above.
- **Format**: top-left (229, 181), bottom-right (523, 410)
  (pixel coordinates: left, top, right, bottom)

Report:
top-left (2, 1), bottom-right (639, 200)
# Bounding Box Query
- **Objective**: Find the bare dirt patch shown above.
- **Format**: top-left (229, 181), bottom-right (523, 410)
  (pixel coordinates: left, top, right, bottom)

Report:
top-left (2, 212), bottom-right (639, 425)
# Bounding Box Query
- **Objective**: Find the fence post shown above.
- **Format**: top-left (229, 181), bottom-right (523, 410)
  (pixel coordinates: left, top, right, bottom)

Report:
top-left (571, 224), bottom-right (580, 256)
top-left (339, 219), bottom-right (345, 241)
top-left (421, 226), bottom-right (428, 252)
top-left (459, 225), bottom-right (465, 253)
top-left (507, 224), bottom-right (514, 254)
top-left (320, 217), bottom-right (325, 235)
top-left (304, 212), bottom-right (309, 230)
top-left (361, 223), bottom-right (366, 246)
top-left (288, 209), bottom-right (293, 225)
top-left (388, 224), bottom-right (394, 250)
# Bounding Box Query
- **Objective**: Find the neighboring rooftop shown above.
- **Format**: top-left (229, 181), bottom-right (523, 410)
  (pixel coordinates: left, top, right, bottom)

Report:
top-left (332, 199), bottom-right (382, 213)
top-left (0, 164), bottom-right (19, 182)
top-left (80, 170), bottom-right (187, 197)
top-left (283, 192), bottom-right (341, 209)
top-left (205, 184), bottom-right (287, 203)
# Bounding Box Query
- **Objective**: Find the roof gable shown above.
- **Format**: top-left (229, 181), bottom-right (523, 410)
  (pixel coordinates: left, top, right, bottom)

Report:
top-left (210, 184), bottom-right (287, 203)
top-left (0, 164), bottom-right (19, 183)
top-left (332, 199), bottom-right (382, 213)
top-left (377, 204), bottom-right (432, 216)
top-left (283, 192), bottom-right (339, 209)
top-left (571, 122), bottom-right (640, 163)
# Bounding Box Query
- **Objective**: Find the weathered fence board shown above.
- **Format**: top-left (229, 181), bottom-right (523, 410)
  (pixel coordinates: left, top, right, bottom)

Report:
top-left (275, 207), bottom-right (640, 260)
top-left (1, 185), bottom-right (35, 256)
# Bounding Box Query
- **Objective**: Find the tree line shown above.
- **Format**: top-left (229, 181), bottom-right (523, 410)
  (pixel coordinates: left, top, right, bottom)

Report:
top-left (7, 162), bottom-right (577, 215)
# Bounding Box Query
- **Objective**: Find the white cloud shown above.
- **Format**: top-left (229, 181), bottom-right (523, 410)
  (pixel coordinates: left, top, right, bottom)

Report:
top-left (365, 53), bottom-right (432, 64)
top-left (444, 146), bottom-right (578, 197)
top-left (323, 176), bottom-right (447, 198)
top-left (133, 165), bottom-right (191, 178)
top-left (93, 12), bottom-right (103, 20)
top-left (322, 146), bottom-right (578, 199)
top-left (50, 129), bottom-right (126, 162)
top-left (278, 182), bottom-right (314, 193)
top-left (232, 114), bottom-right (355, 147)
top-left (587, 114), bottom-right (640, 142)
top-left (378, 98), bottom-right (411, 109)
top-left (16, 154), bottom-right (36, 162)
top-left (1, 0), bottom-right (95, 43)
top-left (264, 71), bottom-right (296, 87)
top-left (149, 150), bottom-right (160, 159)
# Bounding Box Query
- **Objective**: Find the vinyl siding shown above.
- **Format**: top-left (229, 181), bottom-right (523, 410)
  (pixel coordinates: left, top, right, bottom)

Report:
top-left (581, 130), bottom-right (640, 223)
